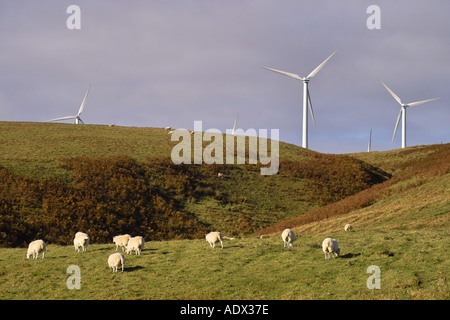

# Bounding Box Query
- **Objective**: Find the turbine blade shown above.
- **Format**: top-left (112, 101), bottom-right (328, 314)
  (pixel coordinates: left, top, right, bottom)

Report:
top-left (77, 84), bottom-right (91, 115)
top-left (307, 50), bottom-right (337, 79)
top-left (368, 129), bottom-right (372, 152)
top-left (232, 113), bottom-right (238, 134)
top-left (78, 118), bottom-right (85, 124)
top-left (380, 80), bottom-right (403, 106)
top-left (47, 115), bottom-right (76, 122)
top-left (406, 97), bottom-right (440, 108)
top-left (307, 88), bottom-right (316, 126)
top-left (262, 66), bottom-right (304, 81)
top-left (392, 108), bottom-right (402, 142)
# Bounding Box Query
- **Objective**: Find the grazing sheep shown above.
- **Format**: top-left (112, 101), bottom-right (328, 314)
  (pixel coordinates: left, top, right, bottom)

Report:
top-left (113, 234), bottom-right (131, 252)
top-left (108, 253), bottom-right (125, 272)
top-left (322, 237), bottom-right (340, 260)
top-left (74, 232), bottom-right (90, 253)
top-left (206, 231), bottom-right (223, 249)
top-left (217, 172), bottom-right (224, 178)
top-left (26, 239), bottom-right (46, 260)
top-left (281, 228), bottom-right (295, 248)
top-left (344, 224), bottom-right (353, 232)
top-left (125, 236), bottom-right (145, 255)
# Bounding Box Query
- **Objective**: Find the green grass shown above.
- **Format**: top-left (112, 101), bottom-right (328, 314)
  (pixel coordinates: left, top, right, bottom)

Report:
top-left (0, 121), bottom-right (448, 300)
top-left (1, 223), bottom-right (447, 300)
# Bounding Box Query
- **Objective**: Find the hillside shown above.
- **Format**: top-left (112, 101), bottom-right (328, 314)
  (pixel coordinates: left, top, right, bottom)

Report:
top-left (0, 122), bottom-right (448, 300)
top-left (260, 143), bottom-right (449, 235)
top-left (0, 121), bottom-right (389, 247)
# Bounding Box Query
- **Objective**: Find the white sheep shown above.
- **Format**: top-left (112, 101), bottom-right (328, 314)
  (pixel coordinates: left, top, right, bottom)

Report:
top-left (344, 224), bottom-right (353, 232)
top-left (26, 239), bottom-right (46, 260)
top-left (322, 237), bottom-right (340, 260)
top-left (74, 231), bottom-right (90, 253)
top-left (281, 228), bottom-right (295, 248)
top-left (206, 231), bottom-right (223, 249)
top-left (108, 252), bottom-right (125, 272)
top-left (125, 236), bottom-right (145, 255)
top-left (113, 234), bottom-right (131, 252)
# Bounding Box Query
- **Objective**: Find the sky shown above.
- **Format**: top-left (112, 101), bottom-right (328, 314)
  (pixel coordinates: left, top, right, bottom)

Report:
top-left (1, 0), bottom-right (449, 154)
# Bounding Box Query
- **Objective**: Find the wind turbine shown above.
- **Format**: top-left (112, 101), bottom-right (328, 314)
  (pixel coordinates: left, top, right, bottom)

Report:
top-left (380, 80), bottom-right (439, 149)
top-left (232, 113), bottom-right (238, 135)
top-left (47, 85), bottom-right (91, 124)
top-left (263, 50), bottom-right (337, 149)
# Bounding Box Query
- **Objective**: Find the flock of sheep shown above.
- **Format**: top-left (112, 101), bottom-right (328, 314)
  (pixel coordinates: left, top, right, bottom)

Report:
top-left (282, 224), bottom-right (353, 259)
top-left (205, 223), bottom-right (353, 261)
top-left (25, 232), bottom-right (145, 273)
top-left (25, 223), bottom-right (354, 272)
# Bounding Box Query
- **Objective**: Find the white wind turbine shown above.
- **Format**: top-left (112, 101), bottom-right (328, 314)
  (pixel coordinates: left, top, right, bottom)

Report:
top-left (380, 80), bottom-right (439, 149)
top-left (263, 50), bottom-right (337, 149)
top-left (47, 85), bottom-right (91, 124)
top-left (232, 113), bottom-right (238, 135)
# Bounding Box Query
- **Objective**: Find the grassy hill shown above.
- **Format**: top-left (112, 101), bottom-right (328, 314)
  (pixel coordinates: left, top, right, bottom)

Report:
top-left (0, 121), bottom-right (448, 300)
top-left (0, 121), bottom-right (388, 246)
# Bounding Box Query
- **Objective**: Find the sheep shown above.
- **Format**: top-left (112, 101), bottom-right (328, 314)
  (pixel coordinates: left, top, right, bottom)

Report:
top-left (125, 236), bottom-right (145, 255)
top-left (281, 228), bottom-right (295, 248)
top-left (322, 237), bottom-right (340, 260)
top-left (26, 239), bottom-right (46, 260)
top-left (113, 234), bottom-right (131, 252)
top-left (344, 224), bottom-right (353, 232)
top-left (206, 231), bottom-right (223, 249)
top-left (217, 172), bottom-right (224, 178)
top-left (108, 253), bottom-right (125, 272)
top-left (74, 232), bottom-right (90, 253)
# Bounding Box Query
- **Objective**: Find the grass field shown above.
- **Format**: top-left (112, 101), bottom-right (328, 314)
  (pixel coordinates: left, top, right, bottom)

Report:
top-left (1, 165), bottom-right (448, 300)
top-left (1, 224), bottom-right (447, 300)
top-left (0, 122), bottom-right (448, 300)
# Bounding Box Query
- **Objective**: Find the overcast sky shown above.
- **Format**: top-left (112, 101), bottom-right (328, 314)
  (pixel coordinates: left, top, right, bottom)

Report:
top-left (1, 0), bottom-right (449, 153)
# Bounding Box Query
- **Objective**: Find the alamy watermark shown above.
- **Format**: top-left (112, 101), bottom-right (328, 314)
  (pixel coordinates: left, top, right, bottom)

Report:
top-left (66, 5), bottom-right (81, 30)
top-left (170, 121), bottom-right (279, 175)
top-left (67, 265), bottom-right (81, 289)
top-left (366, 5), bottom-right (381, 30)
top-left (366, 265), bottom-right (381, 289)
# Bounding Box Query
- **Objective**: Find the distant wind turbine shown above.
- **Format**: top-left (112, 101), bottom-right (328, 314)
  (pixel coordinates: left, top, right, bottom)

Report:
top-left (380, 80), bottom-right (439, 149)
top-left (367, 129), bottom-right (372, 152)
top-left (263, 50), bottom-right (337, 149)
top-left (232, 113), bottom-right (238, 135)
top-left (47, 85), bottom-right (91, 124)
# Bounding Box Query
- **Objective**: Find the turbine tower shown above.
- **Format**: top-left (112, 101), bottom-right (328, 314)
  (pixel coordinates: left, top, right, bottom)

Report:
top-left (47, 85), bottom-right (91, 124)
top-left (263, 50), bottom-right (337, 149)
top-left (367, 129), bottom-right (372, 152)
top-left (380, 80), bottom-right (439, 149)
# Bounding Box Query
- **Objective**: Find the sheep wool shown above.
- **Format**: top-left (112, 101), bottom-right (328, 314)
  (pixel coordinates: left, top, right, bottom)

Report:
top-left (113, 234), bottom-right (131, 252)
top-left (26, 239), bottom-right (46, 260)
top-left (322, 237), bottom-right (340, 260)
top-left (281, 229), bottom-right (295, 248)
top-left (125, 236), bottom-right (145, 255)
top-left (206, 231), bottom-right (223, 249)
top-left (108, 253), bottom-right (125, 272)
top-left (74, 232), bottom-right (90, 253)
